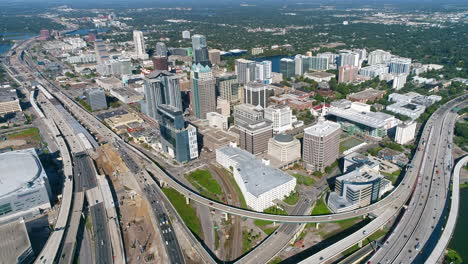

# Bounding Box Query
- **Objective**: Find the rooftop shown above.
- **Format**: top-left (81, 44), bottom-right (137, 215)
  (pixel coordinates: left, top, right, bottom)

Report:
top-left (218, 146), bottom-right (295, 197)
top-left (0, 148), bottom-right (47, 198)
top-left (328, 107), bottom-right (396, 129)
top-left (303, 118), bottom-right (340, 137)
top-left (305, 71), bottom-right (335, 78)
top-left (337, 165), bottom-right (383, 192)
top-left (0, 220), bottom-right (32, 263)
top-left (0, 89), bottom-right (18, 103)
top-left (274, 133), bottom-right (295, 143)
top-left (347, 88), bottom-right (385, 100)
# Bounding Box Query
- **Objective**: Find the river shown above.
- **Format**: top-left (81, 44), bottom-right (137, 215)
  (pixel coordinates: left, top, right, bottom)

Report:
top-left (448, 187), bottom-right (468, 261)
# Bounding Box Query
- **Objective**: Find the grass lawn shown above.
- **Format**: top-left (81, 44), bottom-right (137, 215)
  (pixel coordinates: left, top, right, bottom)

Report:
top-left (6, 127), bottom-right (41, 141)
top-left (292, 173), bottom-right (315, 186)
top-left (311, 196), bottom-right (331, 216)
top-left (254, 219), bottom-right (273, 227)
top-left (283, 191), bottom-right (300, 205)
top-left (243, 230), bottom-right (261, 253)
top-left (186, 169), bottom-right (222, 195)
top-left (460, 182), bottom-right (468, 189)
top-left (268, 257), bottom-right (283, 264)
top-left (162, 187), bottom-right (202, 238)
top-left (339, 137), bottom-right (364, 153)
top-left (264, 206), bottom-right (288, 215)
top-left (336, 218), bottom-right (360, 229)
top-left (263, 227), bottom-right (279, 235)
top-left (382, 169), bottom-right (402, 184)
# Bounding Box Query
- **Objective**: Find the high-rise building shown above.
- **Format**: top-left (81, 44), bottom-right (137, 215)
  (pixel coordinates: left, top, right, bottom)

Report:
top-left (264, 105), bottom-right (293, 134)
top-left (216, 97), bottom-right (230, 117)
top-left (392, 74), bottom-right (408, 90)
top-left (237, 120), bottom-right (273, 155)
top-left (309, 56), bottom-right (329, 71)
top-left (280, 58), bottom-right (295, 79)
top-left (155, 42), bottom-right (168, 57)
top-left (338, 51), bottom-right (360, 67)
top-left (216, 73), bottom-right (239, 103)
top-left (359, 64), bottom-right (389, 78)
top-left (233, 104), bottom-right (264, 126)
top-left (157, 104), bottom-right (198, 162)
top-left (94, 39), bottom-right (110, 64)
top-left (133, 30), bottom-right (148, 60)
top-left (388, 57), bottom-right (412, 75)
top-left (144, 71), bottom-right (182, 119)
top-left (152, 56), bottom-right (169, 71)
top-left (243, 82), bottom-right (274, 108)
top-left (354, 48), bottom-right (367, 61)
top-left (254, 61), bottom-right (273, 84)
top-left (190, 64), bottom-right (216, 119)
top-left (303, 117), bottom-right (341, 172)
top-left (235, 59), bottom-right (257, 84)
top-left (294, 55), bottom-right (304, 76)
top-left (338, 65), bottom-right (359, 83)
top-left (182, 30), bottom-right (191, 39)
top-left (368, 49), bottom-right (392, 65)
top-left (85, 88), bottom-right (107, 111)
top-left (208, 49), bottom-right (221, 65)
top-left (317, 52), bottom-right (338, 65)
top-left (192, 34), bottom-right (210, 66)
top-left (395, 121), bottom-right (416, 145)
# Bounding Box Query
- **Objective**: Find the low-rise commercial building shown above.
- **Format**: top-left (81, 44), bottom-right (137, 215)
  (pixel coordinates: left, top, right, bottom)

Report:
top-left (386, 101), bottom-right (425, 119)
top-left (105, 112), bottom-right (144, 131)
top-left (327, 165), bottom-right (393, 213)
top-left (207, 112), bottom-right (228, 130)
top-left (304, 71), bottom-right (335, 83)
top-left (267, 134), bottom-right (301, 168)
top-left (346, 88), bottom-right (386, 103)
top-left (191, 119), bottom-right (238, 151)
top-left (96, 77), bottom-right (124, 91)
top-left (109, 88), bottom-right (144, 104)
top-left (216, 146), bottom-right (296, 211)
top-left (0, 219), bottom-right (34, 263)
top-left (0, 89), bottom-right (21, 116)
top-left (85, 88), bottom-right (107, 111)
top-left (328, 107), bottom-right (399, 139)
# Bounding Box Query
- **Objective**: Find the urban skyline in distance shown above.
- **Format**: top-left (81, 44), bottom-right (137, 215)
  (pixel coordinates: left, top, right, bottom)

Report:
top-left (0, 1), bottom-right (466, 264)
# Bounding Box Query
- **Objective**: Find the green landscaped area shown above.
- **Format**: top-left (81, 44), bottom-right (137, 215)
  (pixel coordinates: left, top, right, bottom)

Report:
top-left (382, 169), bottom-right (402, 184)
top-left (162, 187), bottom-right (202, 238)
top-left (264, 206), bottom-right (288, 215)
top-left (339, 137), bottom-right (364, 153)
top-left (291, 173), bottom-right (315, 186)
top-left (243, 230), bottom-right (261, 253)
top-left (185, 169), bottom-right (224, 202)
top-left (254, 219), bottom-right (279, 235)
top-left (311, 196), bottom-right (331, 216)
top-left (6, 127), bottom-right (41, 141)
top-left (283, 191), bottom-right (300, 205)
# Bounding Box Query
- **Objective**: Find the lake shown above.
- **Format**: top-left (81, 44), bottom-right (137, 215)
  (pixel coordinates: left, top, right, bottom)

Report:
top-left (0, 44), bottom-right (12, 55)
top-left (253, 55), bottom-right (293, 73)
top-left (0, 32), bottom-right (37, 41)
top-left (65, 28), bottom-right (109, 36)
top-left (449, 187), bottom-right (468, 261)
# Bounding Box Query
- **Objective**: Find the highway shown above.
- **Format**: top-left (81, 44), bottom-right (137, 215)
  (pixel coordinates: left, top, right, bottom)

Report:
top-left (368, 98), bottom-right (467, 264)
top-left (298, 95), bottom-right (467, 263)
top-left (426, 155), bottom-right (468, 263)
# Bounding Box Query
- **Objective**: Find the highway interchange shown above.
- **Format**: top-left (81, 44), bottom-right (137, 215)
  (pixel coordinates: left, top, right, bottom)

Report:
top-left (2, 29), bottom-right (467, 264)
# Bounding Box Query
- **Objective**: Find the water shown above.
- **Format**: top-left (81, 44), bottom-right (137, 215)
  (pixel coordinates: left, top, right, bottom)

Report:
top-left (0, 44), bottom-right (12, 55)
top-left (448, 187), bottom-right (468, 261)
top-left (253, 55), bottom-right (293, 73)
top-left (0, 32), bottom-right (37, 41)
top-left (65, 28), bottom-right (109, 36)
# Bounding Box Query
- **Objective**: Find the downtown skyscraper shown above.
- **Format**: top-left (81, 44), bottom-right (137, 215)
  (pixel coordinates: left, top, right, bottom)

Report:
top-left (143, 71), bottom-right (182, 119)
top-left (133, 30), bottom-right (148, 60)
top-left (191, 34), bottom-right (211, 66)
top-left (190, 64), bottom-right (216, 119)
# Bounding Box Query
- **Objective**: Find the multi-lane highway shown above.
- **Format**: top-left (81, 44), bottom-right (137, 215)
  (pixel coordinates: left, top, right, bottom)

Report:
top-left (368, 97), bottom-right (467, 264)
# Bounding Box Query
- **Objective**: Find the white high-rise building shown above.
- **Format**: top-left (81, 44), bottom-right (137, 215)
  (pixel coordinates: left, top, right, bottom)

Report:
top-left (368, 49), bottom-right (392, 65)
top-left (388, 57), bottom-right (412, 75)
top-left (264, 105), bottom-right (293, 134)
top-left (133, 30), bottom-right (148, 60)
top-left (392, 74), bottom-right (408, 90)
top-left (395, 121), bottom-right (416, 145)
top-left (338, 51), bottom-right (360, 67)
top-left (295, 55), bottom-right (303, 76)
top-left (182, 30), bottom-right (191, 39)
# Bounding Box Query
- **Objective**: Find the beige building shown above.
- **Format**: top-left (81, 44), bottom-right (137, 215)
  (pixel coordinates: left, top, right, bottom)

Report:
top-left (267, 134), bottom-right (301, 168)
top-left (303, 117), bottom-right (341, 172)
top-left (208, 49), bottom-right (221, 65)
top-left (0, 89), bottom-right (21, 116)
top-left (216, 97), bottom-right (231, 117)
top-left (105, 113), bottom-right (144, 131)
top-left (191, 119), bottom-right (238, 151)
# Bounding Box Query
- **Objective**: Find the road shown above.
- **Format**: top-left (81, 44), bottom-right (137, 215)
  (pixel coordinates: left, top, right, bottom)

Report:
top-left (298, 95), bottom-right (467, 263)
top-left (426, 155), bottom-right (468, 263)
top-left (368, 98), bottom-right (467, 264)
